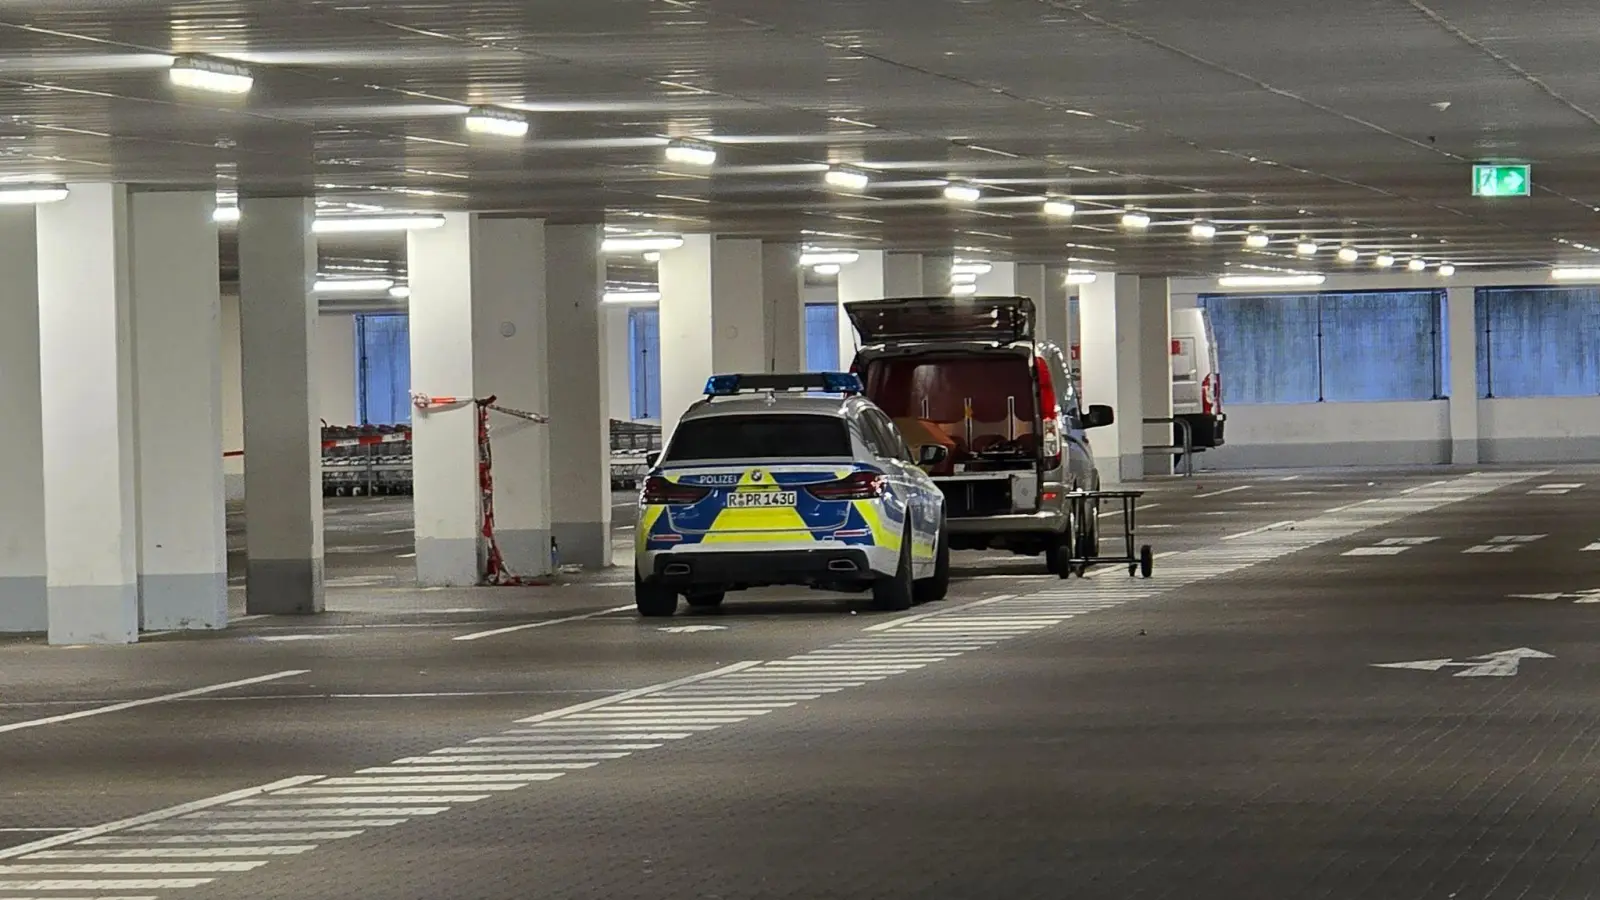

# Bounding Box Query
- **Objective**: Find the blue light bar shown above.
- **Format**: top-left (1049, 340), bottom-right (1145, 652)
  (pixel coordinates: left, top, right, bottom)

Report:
top-left (702, 372), bottom-right (863, 397)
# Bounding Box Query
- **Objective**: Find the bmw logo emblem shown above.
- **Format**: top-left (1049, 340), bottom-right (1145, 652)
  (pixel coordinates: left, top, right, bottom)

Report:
top-left (750, 469), bottom-right (764, 483)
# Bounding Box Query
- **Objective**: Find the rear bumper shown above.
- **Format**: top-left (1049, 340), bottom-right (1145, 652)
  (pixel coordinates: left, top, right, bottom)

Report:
top-left (642, 547), bottom-right (885, 589)
top-left (946, 508), bottom-right (1068, 536)
top-left (1175, 413), bottom-right (1225, 449)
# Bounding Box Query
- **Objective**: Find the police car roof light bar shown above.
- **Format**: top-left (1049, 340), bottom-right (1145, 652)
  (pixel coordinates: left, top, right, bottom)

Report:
top-left (703, 372), bottom-right (863, 396)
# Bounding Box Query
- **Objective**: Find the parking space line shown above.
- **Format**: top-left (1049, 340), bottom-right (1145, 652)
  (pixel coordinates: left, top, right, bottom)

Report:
top-left (1194, 485), bottom-right (1251, 499)
top-left (860, 595), bottom-right (1013, 632)
top-left (452, 605), bottom-right (635, 641)
top-left (0, 671), bottom-right (309, 737)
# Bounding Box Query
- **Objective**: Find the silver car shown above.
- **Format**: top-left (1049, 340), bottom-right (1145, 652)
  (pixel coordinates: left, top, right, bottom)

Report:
top-left (844, 295), bottom-right (1115, 574)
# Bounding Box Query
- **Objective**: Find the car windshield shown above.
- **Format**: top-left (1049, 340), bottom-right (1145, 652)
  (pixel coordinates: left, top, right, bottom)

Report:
top-left (664, 414), bottom-right (852, 461)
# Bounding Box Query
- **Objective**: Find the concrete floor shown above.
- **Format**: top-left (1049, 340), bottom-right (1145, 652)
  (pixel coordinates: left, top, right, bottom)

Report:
top-left (4, 465), bottom-right (1600, 898)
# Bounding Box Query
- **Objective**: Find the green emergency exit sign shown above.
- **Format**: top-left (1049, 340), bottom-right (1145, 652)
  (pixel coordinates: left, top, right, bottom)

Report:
top-left (1473, 164), bottom-right (1531, 197)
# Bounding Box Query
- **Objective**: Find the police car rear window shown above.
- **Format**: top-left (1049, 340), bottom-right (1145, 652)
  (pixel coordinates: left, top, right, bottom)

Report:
top-left (664, 415), bottom-right (852, 461)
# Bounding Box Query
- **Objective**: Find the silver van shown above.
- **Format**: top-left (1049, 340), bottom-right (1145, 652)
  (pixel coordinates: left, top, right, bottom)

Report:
top-left (845, 295), bottom-right (1114, 573)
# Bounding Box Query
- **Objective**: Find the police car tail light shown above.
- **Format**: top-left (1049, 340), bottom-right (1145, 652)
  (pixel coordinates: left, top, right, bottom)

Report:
top-left (641, 476), bottom-right (709, 505)
top-left (806, 471), bottom-right (884, 501)
top-left (1035, 357), bottom-right (1062, 467)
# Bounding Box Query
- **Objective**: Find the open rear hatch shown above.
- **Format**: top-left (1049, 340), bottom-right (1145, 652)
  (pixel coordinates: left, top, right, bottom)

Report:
top-left (844, 295), bottom-right (1035, 347)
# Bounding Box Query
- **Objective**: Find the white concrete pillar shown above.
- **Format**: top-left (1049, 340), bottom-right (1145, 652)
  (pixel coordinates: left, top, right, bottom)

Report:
top-left (975, 261), bottom-right (1017, 295)
top-left (1447, 286), bottom-right (1479, 464)
top-left (836, 249), bottom-right (887, 368)
top-left (220, 293), bottom-right (245, 501)
top-left (1017, 264), bottom-right (1047, 331)
top-left (1079, 273), bottom-right (1144, 482)
top-left (762, 242), bottom-right (804, 372)
top-left (1139, 276), bottom-right (1174, 476)
top-left (238, 196), bottom-right (324, 614)
top-left (545, 225), bottom-right (609, 570)
top-left (130, 191), bottom-right (227, 630)
top-left (317, 313), bottom-right (358, 424)
top-left (922, 254), bottom-right (952, 296)
top-left (604, 303), bottom-right (633, 421)
top-left (0, 208), bottom-right (43, 633)
top-left (657, 236), bottom-right (764, 431)
top-left (37, 184), bottom-right (138, 643)
top-left (884, 253), bottom-right (924, 296)
top-left (1041, 267), bottom-right (1072, 352)
top-left (409, 214), bottom-right (551, 584)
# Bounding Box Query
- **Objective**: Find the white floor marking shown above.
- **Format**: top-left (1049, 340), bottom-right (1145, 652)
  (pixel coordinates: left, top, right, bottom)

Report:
top-left (0, 861), bottom-right (267, 873)
top-left (0, 829), bottom-right (77, 834)
top-left (0, 672), bottom-right (309, 737)
top-left (1528, 483), bottom-right (1583, 495)
top-left (1342, 536), bottom-right (1440, 557)
top-left (1099, 503), bottom-right (1158, 518)
top-left (0, 877), bottom-right (215, 889)
top-left (1194, 485), bottom-right (1251, 499)
top-left (0, 777), bottom-right (322, 861)
top-left (27, 472), bottom-right (1536, 900)
top-left (452, 605), bottom-right (636, 641)
top-left (1279, 475), bottom-right (1302, 481)
top-left (1508, 588), bottom-right (1600, 603)
top-left (1582, 541), bottom-right (1600, 552)
top-left (1463, 534), bottom-right (1547, 554)
top-left (23, 848), bottom-right (316, 859)
top-left (1374, 647), bottom-right (1553, 677)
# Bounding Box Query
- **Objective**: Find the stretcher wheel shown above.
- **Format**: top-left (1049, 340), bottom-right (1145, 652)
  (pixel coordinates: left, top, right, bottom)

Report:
top-left (1139, 544), bottom-right (1153, 579)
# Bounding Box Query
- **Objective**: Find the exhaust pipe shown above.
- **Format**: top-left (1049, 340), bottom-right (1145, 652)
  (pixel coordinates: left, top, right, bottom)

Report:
top-left (663, 563), bottom-right (691, 576)
top-left (827, 559), bottom-right (859, 572)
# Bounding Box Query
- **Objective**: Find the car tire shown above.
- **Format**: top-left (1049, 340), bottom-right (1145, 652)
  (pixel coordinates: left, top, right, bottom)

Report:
top-left (872, 530), bottom-right (915, 612)
top-left (634, 574), bottom-right (679, 617)
top-left (685, 591), bottom-right (725, 609)
top-left (1075, 502), bottom-right (1101, 559)
top-left (913, 516), bottom-right (950, 604)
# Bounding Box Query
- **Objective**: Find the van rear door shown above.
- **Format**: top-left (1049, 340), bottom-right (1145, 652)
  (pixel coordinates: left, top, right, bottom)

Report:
top-left (844, 295), bottom-right (1035, 347)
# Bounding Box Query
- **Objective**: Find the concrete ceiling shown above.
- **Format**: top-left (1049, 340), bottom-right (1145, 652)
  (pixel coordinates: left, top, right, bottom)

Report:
top-left (4, 0), bottom-right (1599, 276)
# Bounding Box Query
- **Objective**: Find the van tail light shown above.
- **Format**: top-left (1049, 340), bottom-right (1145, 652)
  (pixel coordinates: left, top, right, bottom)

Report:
top-left (805, 471), bottom-right (885, 501)
top-left (1035, 357), bottom-right (1063, 468)
top-left (641, 476), bottom-right (710, 506)
top-left (1202, 373), bottom-right (1217, 415)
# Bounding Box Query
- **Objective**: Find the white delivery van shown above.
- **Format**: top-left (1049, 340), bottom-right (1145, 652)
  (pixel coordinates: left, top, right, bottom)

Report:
top-left (1169, 308), bottom-right (1224, 448)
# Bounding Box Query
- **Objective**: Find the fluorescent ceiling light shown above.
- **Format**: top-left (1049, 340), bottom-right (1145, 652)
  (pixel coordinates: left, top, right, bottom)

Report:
top-left (643, 250), bottom-right (662, 263)
top-left (603, 290), bottom-right (662, 305)
top-left (388, 285), bottom-right (411, 299)
top-left (950, 271), bottom-right (978, 285)
top-left (1216, 274), bottom-right (1327, 288)
top-left (1065, 270), bottom-right (1098, 285)
top-left (665, 138), bottom-right (717, 166)
top-left (0, 184), bottom-right (68, 205)
top-left (314, 278), bottom-right (395, 294)
top-left (950, 261), bottom-right (993, 276)
top-left (812, 263), bottom-right (841, 276)
top-left (1437, 264), bottom-right (1456, 277)
top-left (1337, 246), bottom-right (1359, 263)
top-left (1375, 253), bottom-right (1396, 269)
top-left (169, 55), bottom-right (252, 95)
top-left (1407, 257), bottom-right (1427, 272)
top-left (800, 250), bottom-right (860, 266)
top-left (951, 282), bottom-right (978, 296)
top-left (943, 183), bottom-right (982, 203)
top-left (603, 235), bottom-right (685, 253)
top-left (1245, 231), bottom-right (1270, 249)
top-left (312, 215), bottom-right (446, 234)
top-left (1296, 240), bottom-right (1318, 256)
top-left (464, 106), bottom-right (529, 138)
top-left (1043, 198), bottom-right (1076, 218)
top-left (1190, 221), bottom-right (1217, 240)
top-left (1120, 210), bottom-right (1151, 229)
top-left (213, 205), bottom-right (240, 223)
top-left (1551, 267), bottom-right (1600, 280)
top-left (824, 166), bottom-right (870, 191)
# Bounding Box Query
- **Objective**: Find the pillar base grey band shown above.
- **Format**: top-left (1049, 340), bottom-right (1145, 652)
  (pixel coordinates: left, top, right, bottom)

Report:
top-left (244, 558), bottom-right (325, 615)
top-left (139, 572), bottom-right (228, 630)
top-left (552, 522), bottom-right (611, 570)
top-left (0, 576), bottom-right (47, 633)
top-left (48, 583), bottom-right (139, 645)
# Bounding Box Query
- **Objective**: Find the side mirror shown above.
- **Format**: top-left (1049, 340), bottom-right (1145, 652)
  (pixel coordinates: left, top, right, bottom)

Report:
top-left (917, 444), bottom-right (950, 467)
top-left (645, 451), bottom-right (660, 468)
top-left (1083, 405), bottom-right (1115, 429)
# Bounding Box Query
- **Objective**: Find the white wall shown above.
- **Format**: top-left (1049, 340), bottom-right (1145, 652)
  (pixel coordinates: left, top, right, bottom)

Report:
top-left (1480, 397), bottom-right (1600, 463)
top-left (221, 293), bottom-right (244, 500)
top-left (604, 304), bottom-right (632, 422)
top-left (1203, 401), bottom-right (1450, 469)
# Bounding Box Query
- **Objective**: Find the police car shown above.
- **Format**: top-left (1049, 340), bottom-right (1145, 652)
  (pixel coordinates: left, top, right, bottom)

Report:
top-left (634, 372), bottom-right (950, 617)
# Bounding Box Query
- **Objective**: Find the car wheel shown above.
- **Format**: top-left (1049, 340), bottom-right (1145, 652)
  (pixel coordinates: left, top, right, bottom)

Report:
top-left (685, 591), bottom-right (725, 609)
top-left (634, 574), bottom-right (679, 617)
top-left (913, 516), bottom-right (950, 604)
top-left (872, 529), bottom-right (915, 611)
top-left (1075, 501), bottom-right (1101, 558)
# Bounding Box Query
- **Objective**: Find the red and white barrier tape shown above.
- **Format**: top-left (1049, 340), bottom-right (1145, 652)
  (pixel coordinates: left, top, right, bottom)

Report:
top-left (414, 391), bottom-right (551, 586)
top-left (224, 430), bottom-right (412, 459)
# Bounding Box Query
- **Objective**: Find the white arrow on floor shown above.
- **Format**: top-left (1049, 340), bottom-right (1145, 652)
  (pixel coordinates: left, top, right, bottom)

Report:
top-left (1374, 647), bottom-right (1553, 677)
